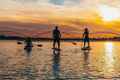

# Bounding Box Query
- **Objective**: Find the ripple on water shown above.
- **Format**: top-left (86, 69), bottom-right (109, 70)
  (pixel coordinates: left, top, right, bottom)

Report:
top-left (0, 41), bottom-right (120, 79)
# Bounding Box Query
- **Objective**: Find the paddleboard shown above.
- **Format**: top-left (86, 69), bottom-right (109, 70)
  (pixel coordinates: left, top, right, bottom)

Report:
top-left (81, 47), bottom-right (91, 50)
top-left (52, 48), bottom-right (61, 51)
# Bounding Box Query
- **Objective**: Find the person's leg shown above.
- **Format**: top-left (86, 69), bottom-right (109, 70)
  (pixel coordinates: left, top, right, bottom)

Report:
top-left (84, 41), bottom-right (86, 48)
top-left (88, 41), bottom-right (90, 48)
top-left (83, 38), bottom-right (86, 48)
top-left (87, 39), bottom-right (90, 48)
top-left (58, 40), bottom-right (60, 49)
top-left (53, 40), bottom-right (56, 48)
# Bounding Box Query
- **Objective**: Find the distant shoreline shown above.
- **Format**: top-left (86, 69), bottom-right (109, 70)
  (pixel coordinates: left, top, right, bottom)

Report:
top-left (0, 35), bottom-right (120, 41)
top-left (0, 36), bottom-right (120, 42)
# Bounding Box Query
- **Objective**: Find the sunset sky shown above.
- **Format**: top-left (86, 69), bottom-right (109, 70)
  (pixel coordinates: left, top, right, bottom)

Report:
top-left (0, 0), bottom-right (120, 38)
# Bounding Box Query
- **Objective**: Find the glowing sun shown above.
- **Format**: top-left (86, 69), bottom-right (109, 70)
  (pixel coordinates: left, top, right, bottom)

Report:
top-left (98, 5), bottom-right (120, 21)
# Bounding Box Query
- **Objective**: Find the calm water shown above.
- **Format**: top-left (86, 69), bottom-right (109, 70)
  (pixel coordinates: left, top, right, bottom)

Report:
top-left (0, 40), bottom-right (120, 80)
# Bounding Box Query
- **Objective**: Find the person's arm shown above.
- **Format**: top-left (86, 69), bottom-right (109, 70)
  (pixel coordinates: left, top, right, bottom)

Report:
top-left (58, 31), bottom-right (61, 38)
top-left (88, 31), bottom-right (89, 37)
top-left (83, 32), bottom-right (85, 39)
top-left (59, 31), bottom-right (61, 39)
top-left (52, 30), bottom-right (54, 39)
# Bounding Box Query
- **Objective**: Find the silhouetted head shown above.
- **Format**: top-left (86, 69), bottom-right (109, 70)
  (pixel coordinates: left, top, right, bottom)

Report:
top-left (55, 26), bottom-right (58, 30)
top-left (85, 28), bottom-right (88, 32)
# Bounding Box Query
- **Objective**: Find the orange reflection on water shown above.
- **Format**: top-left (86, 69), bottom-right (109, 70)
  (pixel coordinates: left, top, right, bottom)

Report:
top-left (1, 41), bottom-right (120, 79)
top-left (104, 42), bottom-right (115, 76)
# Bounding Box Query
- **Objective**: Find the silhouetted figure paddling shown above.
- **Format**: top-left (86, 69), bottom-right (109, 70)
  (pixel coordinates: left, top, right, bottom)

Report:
top-left (53, 26), bottom-right (61, 49)
top-left (24, 37), bottom-right (33, 49)
top-left (83, 28), bottom-right (90, 48)
top-left (17, 41), bottom-right (22, 44)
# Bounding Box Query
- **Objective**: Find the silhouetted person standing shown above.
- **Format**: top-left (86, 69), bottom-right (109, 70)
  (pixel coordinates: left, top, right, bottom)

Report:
top-left (25, 37), bottom-right (33, 48)
top-left (83, 28), bottom-right (90, 48)
top-left (24, 37), bottom-right (33, 56)
top-left (53, 26), bottom-right (61, 49)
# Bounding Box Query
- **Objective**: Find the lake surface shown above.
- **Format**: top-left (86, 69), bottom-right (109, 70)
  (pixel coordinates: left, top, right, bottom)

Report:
top-left (0, 40), bottom-right (120, 80)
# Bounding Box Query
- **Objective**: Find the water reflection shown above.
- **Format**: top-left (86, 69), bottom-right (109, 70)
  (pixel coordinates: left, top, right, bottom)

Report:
top-left (104, 42), bottom-right (115, 76)
top-left (83, 50), bottom-right (90, 78)
top-left (19, 65), bottom-right (38, 80)
top-left (83, 50), bottom-right (90, 65)
top-left (24, 47), bottom-right (32, 57)
top-left (52, 48), bottom-right (61, 79)
top-left (1, 41), bottom-right (120, 79)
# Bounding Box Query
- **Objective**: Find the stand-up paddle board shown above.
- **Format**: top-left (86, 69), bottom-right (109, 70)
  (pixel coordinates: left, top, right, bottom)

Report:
top-left (52, 48), bottom-right (61, 51)
top-left (81, 47), bottom-right (91, 50)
